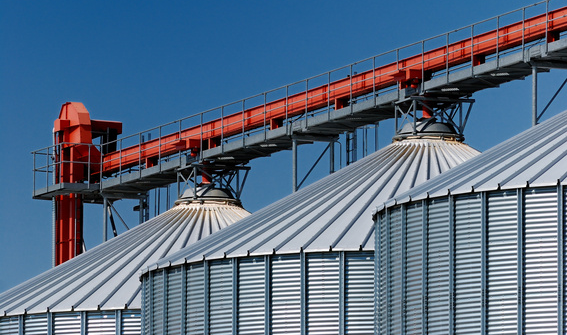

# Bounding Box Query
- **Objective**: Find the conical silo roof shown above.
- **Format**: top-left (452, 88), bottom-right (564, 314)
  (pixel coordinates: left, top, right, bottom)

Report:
top-left (0, 189), bottom-right (250, 316)
top-left (146, 132), bottom-right (480, 270)
top-left (378, 109), bottom-right (567, 211)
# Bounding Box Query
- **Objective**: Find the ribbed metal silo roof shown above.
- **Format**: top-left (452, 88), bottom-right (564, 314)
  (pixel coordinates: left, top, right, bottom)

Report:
top-left (146, 134), bottom-right (479, 271)
top-left (378, 109), bottom-right (567, 211)
top-left (0, 190), bottom-right (250, 316)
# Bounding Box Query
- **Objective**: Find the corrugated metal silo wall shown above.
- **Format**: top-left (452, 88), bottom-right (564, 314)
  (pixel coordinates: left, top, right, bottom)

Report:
top-left (375, 185), bottom-right (567, 334)
top-left (0, 311), bottom-right (141, 335)
top-left (141, 251), bottom-right (375, 334)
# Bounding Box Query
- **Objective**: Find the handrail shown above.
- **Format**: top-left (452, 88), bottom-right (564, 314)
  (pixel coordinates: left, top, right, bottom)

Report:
top-left (33, 1), bottom-right (567, 188)
top-left (99, 2), bottom-right (567, 176)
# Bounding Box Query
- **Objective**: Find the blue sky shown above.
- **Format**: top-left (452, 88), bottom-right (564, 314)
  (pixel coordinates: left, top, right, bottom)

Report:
top-left (1, 0), bottom-right (566, 292)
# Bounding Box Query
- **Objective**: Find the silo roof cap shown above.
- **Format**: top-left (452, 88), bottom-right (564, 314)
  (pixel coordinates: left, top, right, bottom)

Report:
top-left (377, 109), bottom-right (567, 216)
top-left (0, 189), bottom-right (250, 316)
top-left (143, 136), bottom-right (479, 274)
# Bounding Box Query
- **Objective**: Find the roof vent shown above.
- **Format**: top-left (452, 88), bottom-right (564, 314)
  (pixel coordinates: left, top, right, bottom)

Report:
top-left (393, 119), bottom-right (462, 141)
top-left (174, 186), bottom-right (241, 206)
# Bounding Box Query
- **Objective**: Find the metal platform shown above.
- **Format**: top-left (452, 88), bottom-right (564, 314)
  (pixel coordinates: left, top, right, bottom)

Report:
top-left (33, 2), bottom-right (567, 204)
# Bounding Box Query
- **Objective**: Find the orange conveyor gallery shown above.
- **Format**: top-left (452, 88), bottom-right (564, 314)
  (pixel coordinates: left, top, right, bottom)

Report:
top-left (100, 5), bottom-right (567, 175)
top-left (52, 5), bottom-right (567, 264)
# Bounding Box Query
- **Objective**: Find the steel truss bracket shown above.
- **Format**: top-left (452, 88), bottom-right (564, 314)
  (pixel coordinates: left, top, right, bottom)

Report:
top-left (394, 96), bottom-right (475, 140)
top-left (176, 162), bottom-right (250, 201)
top-left (291, 135), bottom-right (338, 192)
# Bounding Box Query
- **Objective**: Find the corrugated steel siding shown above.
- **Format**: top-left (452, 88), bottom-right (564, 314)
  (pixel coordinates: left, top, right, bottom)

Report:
top-left (166, 267), bottom-right (182, 335)
top-left (564, 187), bottom-right (567, 334)
top-left (142, 250), bottom-right (375, 334)
top-left (405, 202), bottom-right (424, 335)
top-left (271, 254), bottom-right (301, 335)
top-left (142, 273), bottom-right (150, 335)
top-left (487, 190), bottom-right (518, 335)
top-left (0, 311), bottom-right (141, 335)
top-left (376, 186), bottom-right (567, 334)
top-left (426, 198), bottom-right (450, 335)
top-left (344, 252), bottom-right (374, 335)
top-left (186, 263), bottom-right (204, 335)
top-left (151, 270), bottom-right (164, 335)
top-left (87, 311), bottom-right (116, 335)
top-left (121, 311), bottom-right (141, 335)
top-left (24, 314), bottom-right (47, 335)
top-left (52, 312), bottom-right (81, 335)
top-left (237, 257), bottom-right (265, 335)
top-left (208, 259), bottom-right (233, 335)
top-left (306, 253), bottom-right (340, 335)
top-left (524, 188), bottom-right (558, 334)
top-left (377, 212), bottom-right (388, 335)
top-left (453, 194), bottom-right (482, 335)
top-left (0, 316), bottom-right (18, 335)
top-left (388, 207), bottom-right (403, 335)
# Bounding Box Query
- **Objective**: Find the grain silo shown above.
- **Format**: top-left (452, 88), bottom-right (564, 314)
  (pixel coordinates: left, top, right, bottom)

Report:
top-left (139, 121), bottom-right (479, 335)
top-left (0, 187), bottom-right (249, 335)
top-left (373, 109), bottom-right (567, 334)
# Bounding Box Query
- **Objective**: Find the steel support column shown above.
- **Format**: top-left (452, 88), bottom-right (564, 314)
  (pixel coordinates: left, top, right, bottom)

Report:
top-left (330, 141), bottom-right (335, 174)
top-left (103, 197), bottom-right (109, 242)
top-left (292, 139), bottom-right (298, 193)
top-left (532, 66), bottom-right (538, 126)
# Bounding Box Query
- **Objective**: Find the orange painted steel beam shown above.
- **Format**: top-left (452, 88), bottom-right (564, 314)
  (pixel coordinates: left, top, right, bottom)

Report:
top-left (101, 6), bottom-right (567, 175)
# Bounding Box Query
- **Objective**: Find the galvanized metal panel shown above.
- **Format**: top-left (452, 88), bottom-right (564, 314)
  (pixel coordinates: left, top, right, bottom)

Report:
top-left (186, 263), bottom-right (204, 335)
top-left (564, 187), bottom-right (567, 334)
top-left (486, 190), bottom-right (518, 335)
top-left (426, 198), bottom-right (450, 335)
top-left (208, 259), bottom-right (233, 335)
top-left (306, 252), bottom-right (340, 335)
top-left (405, 202), bottom-right (424, 335)
top-left (0, 316), bottom-right (18, 335)
top-left (24, 314), bottom-right (48, 335)
top-left (52, 312), bottom-right (81, 335)
top-left (86, 311), bottom-right (116, 335)
top-left (377, 212), bottom-right (388, 335)
top-left (121, 310), bottom-right (141, 335)
top-left (142, 272), bottom-right (150, 335)
top-left (524, 188), bottom-right (558, 334)
top-left (237, 257), bottom-right (265, 335)
top-left (384, 108), bottom-right (567, 208)
top-left (144, 138), bottom-right (478, 271)
top-left (0, 200), bottom-right (248, 318)
top-left (388, 207), bottom-right (403, 335)
top-left (271, 254), bottom-right (301, 335)
top-left (344, 252), bottom-right (374, 335)
top-left (453, 194), bottom-right (482, 335)
top-left (165, 267), bottom-right (183, 335)
top-left (151, 270), bottom-right (164, 335)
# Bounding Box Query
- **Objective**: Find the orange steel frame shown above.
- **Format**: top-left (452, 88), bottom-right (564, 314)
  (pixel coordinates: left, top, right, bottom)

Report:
top-left (52, 5), bottom-right (567, 265)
